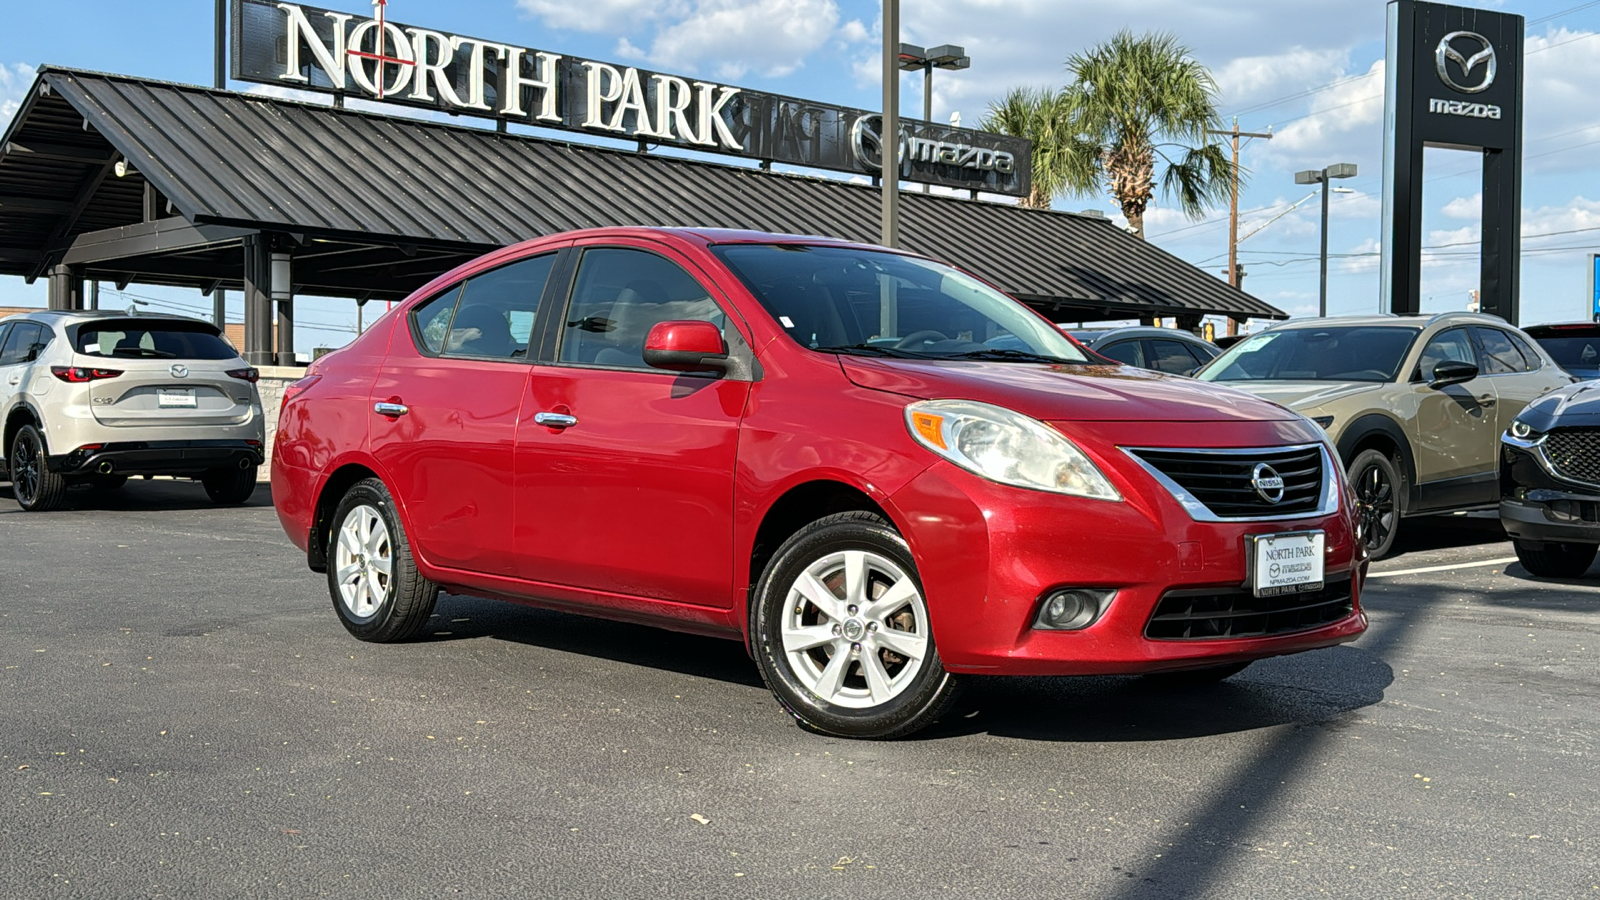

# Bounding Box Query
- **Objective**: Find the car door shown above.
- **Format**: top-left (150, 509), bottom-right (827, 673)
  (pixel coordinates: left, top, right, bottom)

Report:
top-left (1472, 326), bottom-right (1567, 433)
top-left (1406, 326), bottom-right (1499, 509)
top-left (513, 240), bottom-right (751, 610)
top-left (369, 251), bottom-right (558, 576)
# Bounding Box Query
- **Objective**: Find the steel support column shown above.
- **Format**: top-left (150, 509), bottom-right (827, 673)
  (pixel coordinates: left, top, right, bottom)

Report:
top-left (47, 264), bottom-right (83, 310)
top-left (242, 234), bottom-right (274, 366)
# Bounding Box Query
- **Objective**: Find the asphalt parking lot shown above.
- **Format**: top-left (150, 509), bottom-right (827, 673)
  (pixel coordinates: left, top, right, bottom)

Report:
top-left (1, 482), bottom-right (1596, 899)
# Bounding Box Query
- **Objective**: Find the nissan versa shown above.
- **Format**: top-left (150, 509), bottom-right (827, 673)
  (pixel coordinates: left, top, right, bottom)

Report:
top-left (271, 227), bottom-right (1367, 739)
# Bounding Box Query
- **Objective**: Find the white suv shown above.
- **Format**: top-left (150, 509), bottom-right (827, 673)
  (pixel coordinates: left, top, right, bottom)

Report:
top-left (0, 310), bottom-right (266, 511)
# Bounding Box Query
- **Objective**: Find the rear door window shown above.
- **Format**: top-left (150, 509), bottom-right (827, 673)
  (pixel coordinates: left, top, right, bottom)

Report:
top-left (76, 320), bottom-right (236, 360)
top-left (441, 254), bottom-right (555, 361)
top-left (1147, 339), bottom-right (1204, 374)
top-left (1, 322), bottom-right (42, 365)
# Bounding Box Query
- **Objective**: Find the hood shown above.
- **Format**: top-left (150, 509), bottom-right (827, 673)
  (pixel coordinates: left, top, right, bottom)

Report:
top-left (1517, 380), bottom-right (1600, 430)
top-left (1205, 380), bottom-right (1385, 411)
top-left (839, 357), bottom-right (1301, 423)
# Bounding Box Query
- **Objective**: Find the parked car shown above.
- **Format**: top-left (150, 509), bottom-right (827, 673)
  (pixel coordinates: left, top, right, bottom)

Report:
top-left (1501, 381), bottom-right (1600, 576)
top-left (1522, 322), bottom-right (1600, 381)
top-left (273, 227), bottom-right (1367, 740)
top-left (1066, 326), bottom-right (1220, 375)
top-left (1197, 313), bottom-right (1572, 559)
top-left (0, 310), bottom-right (265, 511)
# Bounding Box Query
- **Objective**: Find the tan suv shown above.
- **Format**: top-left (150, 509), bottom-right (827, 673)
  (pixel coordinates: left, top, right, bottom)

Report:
top-left (1198, 313), bottom-right (1572, 557)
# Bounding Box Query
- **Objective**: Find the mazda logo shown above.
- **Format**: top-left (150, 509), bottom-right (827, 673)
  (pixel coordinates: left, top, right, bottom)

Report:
top-left (169, 364), bottom-right (189, 378)
top-left (1251, 463), bottom-right (1286, 504)
top-left (1436, 31), bottom-right (1496, 94)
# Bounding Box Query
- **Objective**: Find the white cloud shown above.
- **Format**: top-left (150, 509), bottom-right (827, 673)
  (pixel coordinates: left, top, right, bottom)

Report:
top-left (1441, 193), bottom-right (1482, 220)
top-left (839, 20), bottom-right (869, 44)
top-left (639, 0), bottom-right (841, 79)
top-left (516, 0), bottom-right (687, 34)
top-left (1, 63), bottom-right (38, 123)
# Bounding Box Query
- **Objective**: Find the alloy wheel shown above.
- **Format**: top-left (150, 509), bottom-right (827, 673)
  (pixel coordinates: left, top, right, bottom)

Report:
top-left (1355, 462), bottom-right (1395, 554)
top-left (780, 549), bottom-right (929, 709)
top-left (12, 432), bottom-right (40, 505)
top-left (334, 504), bottom-right (394, 620)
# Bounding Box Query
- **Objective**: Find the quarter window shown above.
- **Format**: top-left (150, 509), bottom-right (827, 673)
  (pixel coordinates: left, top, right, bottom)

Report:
top-left (1474, 327), bottom-right (1529, 374)
top-left (558, 248), bottom-right (725, 369)
top-left (411, 286), bottom-right (462, 355)
top-left (1416, 329), bottom-right (1477, 382)
top-left (1508, 331), bottom-right (1545, 372)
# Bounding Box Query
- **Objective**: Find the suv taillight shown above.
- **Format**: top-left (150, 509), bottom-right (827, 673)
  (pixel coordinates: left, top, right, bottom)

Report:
top-left (226, 367), bottom-right (261, 383)
top-left (51, 366), bottom-right (122, 383)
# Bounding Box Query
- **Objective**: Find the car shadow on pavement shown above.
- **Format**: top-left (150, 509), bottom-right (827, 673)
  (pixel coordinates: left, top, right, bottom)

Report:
top-left (422, 592), bottom-right (768, 689)
top-left (0, 479), bottom-right (275, 512)
top-left (921, 645), bottom-right (1393, 742)
top-left (1387, 512), bottom-right (1508, 557)
top-left (1491, 562), bottom-right (1600, 607)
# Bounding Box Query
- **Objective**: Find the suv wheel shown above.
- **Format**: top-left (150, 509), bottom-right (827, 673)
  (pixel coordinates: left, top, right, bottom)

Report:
top-left (10, 425), bottom-right (66, 511)
top-left (328, 477), bottom-right (439, 642)
top-left (1348, 449), bottom-right (1401, 560)
top-left (202, 465), bottom-right (258, 505)
top-left (751, 511), bottom-right (958, 739)
top-left (1512, 538), bottom-right (1597, 579)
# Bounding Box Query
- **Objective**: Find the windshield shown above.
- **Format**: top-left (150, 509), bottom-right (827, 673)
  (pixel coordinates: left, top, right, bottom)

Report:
top-left (1198, 325), bottom-right (1418, 383)
top-left (1533, 335), bottom-right (1600, 369)
top-left (711, 244), bottom-right (1091, 363)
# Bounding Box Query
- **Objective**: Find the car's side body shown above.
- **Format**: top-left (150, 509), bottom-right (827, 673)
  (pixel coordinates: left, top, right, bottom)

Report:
top-left (1067, 326), bottom-right (1220, 375)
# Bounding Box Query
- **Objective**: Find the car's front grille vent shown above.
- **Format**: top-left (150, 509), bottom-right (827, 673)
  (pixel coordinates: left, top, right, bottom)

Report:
top-left (1543, 428), bottom-right (1600, 486)
top-left (1145, 578), bottom-right (1354, 641)
top-left (1129, 446), bottom-right (1325, 518)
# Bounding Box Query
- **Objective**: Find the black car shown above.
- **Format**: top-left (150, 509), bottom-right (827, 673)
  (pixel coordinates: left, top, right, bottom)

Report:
top-left (1500, 381), bottom-right (1600, 576)
top-left (1065, 326), bottom-right (1220, 375)
top-left (1523, 323), bottom-right (1600, 380)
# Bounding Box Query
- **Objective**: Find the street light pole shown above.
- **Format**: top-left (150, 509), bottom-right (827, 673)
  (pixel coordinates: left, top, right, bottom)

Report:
top-left (881, 0), bottom-right (900, 248)
top-left (897, 44), bottom-right (970, 195)
top-left (1295, 163), bottom-right (1358, 317)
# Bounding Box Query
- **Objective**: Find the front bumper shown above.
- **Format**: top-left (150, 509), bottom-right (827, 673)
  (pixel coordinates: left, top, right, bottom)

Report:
top-left (1501, 439), bottom-right (1600, 544)
top-left (886, 431), bottom-right (1366, 677)
top-left (49, 440), bottom-right (264, 477)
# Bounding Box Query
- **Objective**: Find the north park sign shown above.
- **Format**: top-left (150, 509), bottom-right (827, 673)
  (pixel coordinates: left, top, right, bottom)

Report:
top-left (231, 0), bottom-right (1031, 197)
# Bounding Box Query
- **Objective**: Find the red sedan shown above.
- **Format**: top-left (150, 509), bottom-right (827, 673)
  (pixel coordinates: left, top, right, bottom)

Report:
top-left (272, 227), bottom-right (1367, 739)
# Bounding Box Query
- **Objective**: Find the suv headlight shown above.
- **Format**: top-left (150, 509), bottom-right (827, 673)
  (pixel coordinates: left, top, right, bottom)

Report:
top-left (905, 400), bottom-right (1121, 500)
top-left (1509, 419), bottom-right (1545, 442)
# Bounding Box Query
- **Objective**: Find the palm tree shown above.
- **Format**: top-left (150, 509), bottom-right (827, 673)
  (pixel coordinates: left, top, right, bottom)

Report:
top-left (1059, 31), bottom-right (1235, 239)
top-left (980, 87), bottom-right (1073, 210)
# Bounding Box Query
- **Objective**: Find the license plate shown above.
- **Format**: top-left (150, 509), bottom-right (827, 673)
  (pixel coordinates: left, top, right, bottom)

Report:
top-left (1249, 530), bottom-right (1325, 598)
top-left (157, 388), bottom-right (196, 408)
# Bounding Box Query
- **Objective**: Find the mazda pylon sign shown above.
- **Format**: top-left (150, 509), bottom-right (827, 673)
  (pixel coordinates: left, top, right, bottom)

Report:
top-left (231, 0), bottom-right (1031, 197)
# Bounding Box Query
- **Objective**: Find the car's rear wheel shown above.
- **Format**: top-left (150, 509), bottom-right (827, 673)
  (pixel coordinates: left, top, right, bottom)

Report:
top-left (202, 465), bottom-right (257, 505)
top-left (1512, 538), bottom-right (1597, 579)
top-left (1348, 449), bottom-right (1401, 560)
top-left (1143, 661), bottom-right (1252, 685)
top-left (328, 477), bottom-right (438, 642)
top-left (11, 425), bottom-right (66, 512)
top-left (751, 511), bottom-right (957, 739)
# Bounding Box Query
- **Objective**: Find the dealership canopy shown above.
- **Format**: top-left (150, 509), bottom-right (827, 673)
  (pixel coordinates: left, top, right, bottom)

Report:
top-left (0, 68), bottom-right (1285, 364)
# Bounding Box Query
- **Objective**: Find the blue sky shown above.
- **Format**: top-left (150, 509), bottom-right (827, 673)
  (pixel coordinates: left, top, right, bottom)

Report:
top-left (4, 0), bottom-right (1600, 349)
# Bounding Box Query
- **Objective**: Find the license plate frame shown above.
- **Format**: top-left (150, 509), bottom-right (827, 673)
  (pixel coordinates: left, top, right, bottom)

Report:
top-left (157, 388), bottom-right (197, 409)
top-left (1247, 530), bottom-right (1325, 598)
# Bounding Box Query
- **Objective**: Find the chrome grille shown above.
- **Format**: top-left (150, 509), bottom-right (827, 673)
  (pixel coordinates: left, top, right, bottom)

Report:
top-left (1128, 445), bottom-right (1326, 519)
top-left (1543, 428), bottom-right (1600, 485)
top-left (1145, 578), bottom-right (1354, 641)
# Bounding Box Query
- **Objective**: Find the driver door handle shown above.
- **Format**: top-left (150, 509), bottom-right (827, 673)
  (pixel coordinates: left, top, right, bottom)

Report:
top-left (1476, 394), bottom-right (1496, 407)
top-left (374, 401), bottom-right (409, 417)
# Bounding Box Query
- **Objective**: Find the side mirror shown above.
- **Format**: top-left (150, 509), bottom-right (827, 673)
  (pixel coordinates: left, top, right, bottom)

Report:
top-left (643, 320), bottom-right (729, 374)
top-left (1429, 359), bottom-right (1478, 388)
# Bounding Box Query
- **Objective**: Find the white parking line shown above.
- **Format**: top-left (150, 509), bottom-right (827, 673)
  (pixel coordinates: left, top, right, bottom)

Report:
top-left (1369, 556), bottom-right (1519, 579)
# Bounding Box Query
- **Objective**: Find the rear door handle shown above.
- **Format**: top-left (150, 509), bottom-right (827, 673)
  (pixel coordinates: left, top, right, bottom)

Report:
top-left (534, 412), bottom-right (578, 429)
top-left (1476, 394), bottom-right (1496, 407)
top-left (374, 402), bottom-right (409, 417)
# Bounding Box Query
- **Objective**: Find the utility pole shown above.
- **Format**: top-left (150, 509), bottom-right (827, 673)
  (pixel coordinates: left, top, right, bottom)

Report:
top-left (1205, 118), bottom-right (1271, 335)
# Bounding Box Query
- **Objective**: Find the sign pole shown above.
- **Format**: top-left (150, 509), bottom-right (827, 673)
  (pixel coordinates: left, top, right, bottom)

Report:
top-left (881, 0), bottom-right (900, 248)
top-left (215, 0), bottom-right (227, 89)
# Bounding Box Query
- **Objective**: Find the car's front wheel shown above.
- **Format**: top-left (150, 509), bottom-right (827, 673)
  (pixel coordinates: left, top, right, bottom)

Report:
top-left (10, 425), bottom-right (66, 511)
top-left (1512, 538), bottom-right (1598, 579)
top-left (1348, 449), bottom-right (1401, 560)
top-left (327, 477), bottom-right (439, 642)
top-left (751, 511), bottom-right (957, 739)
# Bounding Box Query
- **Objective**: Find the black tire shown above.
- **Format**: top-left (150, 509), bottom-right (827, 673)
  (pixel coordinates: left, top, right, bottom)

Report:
top-left (751, 511), bottom-right (957, 739)
top-left (202, 466), bottom-right (258, 505)
top-left (327, 477), bottom-right (439, 642)
top-left (1513, 538), bottom-right (1598, 579)
top-left (1143, 661), bottom-right (1252, 685)
top-left (10, 425), bottom-right (66, 512)
top-left (88, 474), bottom-right (128, 490)
top-left (1348, 448), bottom-right (1402, 560)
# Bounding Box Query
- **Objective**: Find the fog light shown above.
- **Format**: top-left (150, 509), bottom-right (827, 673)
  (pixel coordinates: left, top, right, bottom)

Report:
top-left (1034, 589), bottom-right (1114, 631)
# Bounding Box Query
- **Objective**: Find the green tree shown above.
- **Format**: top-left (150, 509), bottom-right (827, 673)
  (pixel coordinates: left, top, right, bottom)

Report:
top-left (980, 87), bottom-right (1074, 210)
top-left (1053, 31), bottom-right (1234, 238)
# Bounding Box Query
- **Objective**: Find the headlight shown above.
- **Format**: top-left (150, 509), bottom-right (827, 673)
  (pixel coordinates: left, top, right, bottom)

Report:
top-left (904, 400), bottom-right (1121, 500)
top-left (1510, 420), bottom-right (1543, 441)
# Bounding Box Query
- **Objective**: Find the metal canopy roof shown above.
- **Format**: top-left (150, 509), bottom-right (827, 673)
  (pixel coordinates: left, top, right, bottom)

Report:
top-left (0, 67), bottom-right (1285, 321)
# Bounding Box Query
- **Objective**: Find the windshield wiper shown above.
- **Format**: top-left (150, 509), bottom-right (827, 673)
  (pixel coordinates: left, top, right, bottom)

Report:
top-left (944, 348), bottom-right (1081, 364)
top-left (818, 344), bottom-right (934, 359)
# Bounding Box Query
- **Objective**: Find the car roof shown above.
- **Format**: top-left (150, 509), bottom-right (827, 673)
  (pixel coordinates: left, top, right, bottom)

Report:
top-left (1261, 312), bottom-right (1517, 332)
top-left (1066, 326), bottom-right (1211, 343)
top-left (0, 309), bottom-right (220, 326)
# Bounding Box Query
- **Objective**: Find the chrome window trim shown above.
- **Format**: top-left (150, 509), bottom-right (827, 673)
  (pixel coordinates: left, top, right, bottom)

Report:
top-left (1121, 443), bottom-right (1340, 523)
